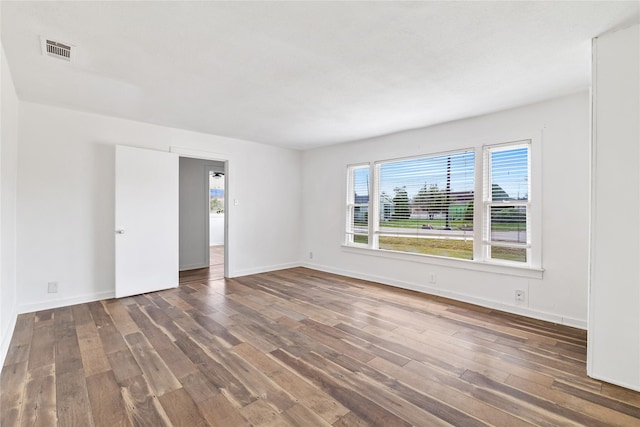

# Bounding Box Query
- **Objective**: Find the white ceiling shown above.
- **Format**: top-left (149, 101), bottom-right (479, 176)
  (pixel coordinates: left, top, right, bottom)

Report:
top-left (1, 1), bottom-right (638, 150)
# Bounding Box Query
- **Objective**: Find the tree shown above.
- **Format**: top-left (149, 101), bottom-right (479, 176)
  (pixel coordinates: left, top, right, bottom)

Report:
top-left (464, 199), bottom-right (474, 222)
top-left (413, 185), bottom-right (445, 219)
top-left (392, 187), bottom-right (411, 219)
top-left (210, 198), bottom-right (224, 214)
top-left (492, 184), bottom-right (510, 201)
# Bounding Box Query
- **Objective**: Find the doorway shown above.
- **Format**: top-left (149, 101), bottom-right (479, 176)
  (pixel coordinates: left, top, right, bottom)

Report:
top-left (178, 157), bottom-right (226, 282)
top-left (208, 169), bottom-right (225, 279)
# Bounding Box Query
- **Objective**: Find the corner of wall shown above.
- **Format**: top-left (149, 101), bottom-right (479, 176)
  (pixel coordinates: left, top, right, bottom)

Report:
top-left (1, 41), bottom-right (20, 367)
top-left (0, 307), bottom-right (17, 366)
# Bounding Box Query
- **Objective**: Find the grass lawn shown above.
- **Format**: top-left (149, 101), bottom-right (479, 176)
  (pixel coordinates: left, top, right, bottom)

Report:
top-left (353, 234), bottom-right (527, 263)
top-left (378, 236), bottom-right (473, 259)
top-left (490, 246), bottom-right (527, 262)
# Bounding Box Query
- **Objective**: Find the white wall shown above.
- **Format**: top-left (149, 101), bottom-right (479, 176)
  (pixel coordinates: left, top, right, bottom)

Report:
top-left (179, 157), bottom-right (223, 270)
top-left (0, 43), bottom-right (19, 365)
top-left (16, 102), bottom-right (301, 313)
top-left (302, 92), bottom-right (590, 327)
top-left (588, 24), bottom-right (640, 391)
top-left (210, 214), bottom-right (225, 246)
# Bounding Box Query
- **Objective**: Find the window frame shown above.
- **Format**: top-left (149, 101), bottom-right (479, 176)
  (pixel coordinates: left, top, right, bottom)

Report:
top-left (482, 141), bottom-right (532, 266)
top-left (345, 163), bottom-right (371, 247)
top-left (373, 148), bottom-right (476, 260)
top-left (343, 138), bottom-right (542, 277)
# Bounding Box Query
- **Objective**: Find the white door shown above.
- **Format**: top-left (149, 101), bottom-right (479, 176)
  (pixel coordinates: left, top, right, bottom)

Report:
top-left (115, 145), bottom-right (179, 298)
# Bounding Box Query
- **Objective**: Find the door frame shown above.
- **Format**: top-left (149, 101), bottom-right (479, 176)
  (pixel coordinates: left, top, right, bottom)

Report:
top-left (171, 147), bottom-right (230, 278)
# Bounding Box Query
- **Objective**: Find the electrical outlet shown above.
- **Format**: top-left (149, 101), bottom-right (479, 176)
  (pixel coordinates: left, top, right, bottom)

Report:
top-left (309, 251), bottom-right (313, 259)
top-left (429, 273), bottom-right (437, 284)
top-left (48, 282), bottom-right (58, 293)
top-left (515, 289), bottom-right (525, 302)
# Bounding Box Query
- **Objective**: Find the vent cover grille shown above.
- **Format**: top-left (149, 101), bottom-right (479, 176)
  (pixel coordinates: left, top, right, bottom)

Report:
top-left (41, 37), bottom-right (74, 62)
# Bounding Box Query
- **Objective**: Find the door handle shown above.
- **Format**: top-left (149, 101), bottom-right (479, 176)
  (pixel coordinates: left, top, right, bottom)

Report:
top-left (115, 229), bottom-right (125, 234)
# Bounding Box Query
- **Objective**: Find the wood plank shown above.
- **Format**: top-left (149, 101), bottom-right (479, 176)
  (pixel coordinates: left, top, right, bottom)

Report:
top-left (196, 393), bottom-right (250, 427)
top-left (233, 342), bottom-right (350, 424)
top-left (106, 301), bottom-right (141, 336)
top-left (120, 375), bottom-right (172, 427)
top-left (127, 305), bottom-right (200, 379)
top-left (54, 307), bottom-right (84, 374)
top-left (506, 374), bottom-right (640, 426)
top-left (107, 348), bottom-right (143, 383)
top-left (157, 388), bottom-right (208, 427)
top-left (1, 361), bottom-right (28, 426)
top-left (368, 356), bottom-right (535, 427)
top-left (124, 332), bottom-right (181, 397)
top-left (78, 339), bottom-right (111, 377)
top-left (20, 364), bottom-right (57, 427)
top-left (239, 398), bottom-right (293, 427)
top-left (461, 370), bottom-right (609, 426)
top-left (272, 348), bottom-right (413, 427)
top-left (88, 301), bottom-right (128, 354)
top-left (2, 265), bottom-right (640, 426)
top-left (283, 403), bottom-right (333, 426)
top-left (56, 369), bottom-right (94, 426)
top-left (86, 371), bottom-right (132, 427)
top-left (27, 319), bottom-right (55, 370)
top-left (4, 315), bottom-right (34, 366)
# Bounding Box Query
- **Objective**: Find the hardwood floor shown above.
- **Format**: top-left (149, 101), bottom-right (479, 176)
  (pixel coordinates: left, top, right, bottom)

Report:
top-left (2, 267), bottom-right (640, 426)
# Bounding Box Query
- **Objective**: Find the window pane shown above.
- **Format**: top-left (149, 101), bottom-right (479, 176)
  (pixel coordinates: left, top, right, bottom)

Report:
top-left (490, 206), bottom-right (527, 244)
top-left (351, 205), bottom-right (369, 231)
top-left (379, 236), bottom-right (473, 260)
top-left (346, 165), bottom-right (369, 247)
top-left (210, 172), bottom-right (225, 213)
top-left (377, 151), bottom-right (475, 258)
top-left (354, 235), bottom-right (369, 245)
top-left (484, 143), bottom-right (530, 264)
top-left (490, 246), bottom-right (527, 263)
top-left (491, 147), bottom-right (528, 201)
top-left (353, 167), bottom-right (369, 204)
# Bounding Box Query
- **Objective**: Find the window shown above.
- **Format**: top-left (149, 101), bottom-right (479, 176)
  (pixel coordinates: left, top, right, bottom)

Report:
top-left (209, 171), bottom-right (225, 214)
top-left (483, 142), bottom-right (530, 264)
top-left (345, 140), bottom-right (535, 269)
top-left (346, 164), bottom-right (370, 246)
top-left (376, 151), bottom-right (475, 259)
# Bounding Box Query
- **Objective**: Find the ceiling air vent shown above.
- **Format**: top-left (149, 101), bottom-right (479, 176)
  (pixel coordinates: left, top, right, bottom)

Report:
top-left (40, 37), bottom-right (75, 63)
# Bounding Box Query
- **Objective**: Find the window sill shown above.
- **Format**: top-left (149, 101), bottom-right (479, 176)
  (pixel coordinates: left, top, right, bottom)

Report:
top-left (341, 244), bottom-right (544, 279)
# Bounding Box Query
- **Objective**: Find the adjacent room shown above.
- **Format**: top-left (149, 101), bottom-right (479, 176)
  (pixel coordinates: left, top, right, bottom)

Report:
top-left (1, 1), bottom-right (639, 426)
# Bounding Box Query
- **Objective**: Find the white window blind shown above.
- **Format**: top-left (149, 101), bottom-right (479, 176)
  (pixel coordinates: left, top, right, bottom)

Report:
top-left (375, 150), bottom-right (475, 259)
top-left (483, 142), bottom-right (530, 263)
top-left (346, 165), bottom-right (370, 245)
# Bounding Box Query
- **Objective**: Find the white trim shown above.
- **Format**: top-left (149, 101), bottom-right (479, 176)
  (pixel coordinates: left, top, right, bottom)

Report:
top-left (0, 308), bottom-right (18, 367)
top-left (587, 372), bottom-right (640, 393)
top-left (170, 146), bottom-right (231, 162)
top-left (229, 262), bottom-right (301, 278)
top-left (18, 290), bottom-right (115, 314)
top-left (586, 35), bottom-right (598, 376)
top-left (342, 244), bottom-right (544, 279)
top-left (302, 262), bottom-right (583, 329)
top-left (374, 146), bottom-right (476, 166)
top-left (179, 262), bottom-right (209, 271)
top-left (482, 140), bottom-right (536, 267)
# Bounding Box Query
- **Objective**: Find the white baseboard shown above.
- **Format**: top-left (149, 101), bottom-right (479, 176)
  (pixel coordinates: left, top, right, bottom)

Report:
top-left (230, 262), bottom-right (301, 278)
top-left (180, 262), bottom-right (209, 271)
top-left (302, 261), bottom-right (587, 330)
top-left (18, 290), bottom-right (115, 315)
top-left (587, 371), bottom-right (640, 393)
top-left (0, 308), bottom-right (18, 367)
